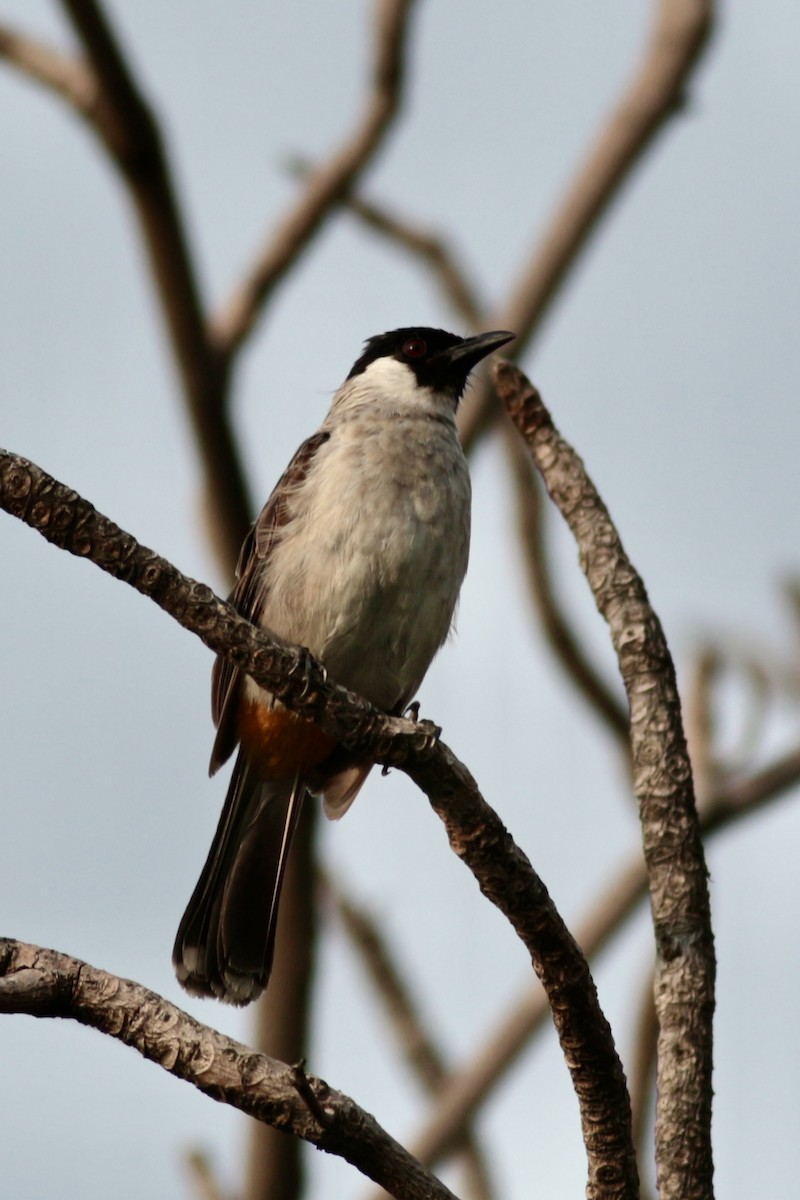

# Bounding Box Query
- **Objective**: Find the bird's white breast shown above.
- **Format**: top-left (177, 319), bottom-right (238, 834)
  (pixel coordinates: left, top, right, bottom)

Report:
top-left (258, 376), bottom-right (471, 713)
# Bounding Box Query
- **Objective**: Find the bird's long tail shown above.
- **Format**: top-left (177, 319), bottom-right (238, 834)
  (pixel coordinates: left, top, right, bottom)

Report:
top-left (173, 755), bottom-right (304, 1005)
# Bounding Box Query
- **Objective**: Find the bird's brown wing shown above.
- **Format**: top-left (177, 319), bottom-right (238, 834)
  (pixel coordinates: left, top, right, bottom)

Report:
top-left (209, 431), bottom-right (330, 775)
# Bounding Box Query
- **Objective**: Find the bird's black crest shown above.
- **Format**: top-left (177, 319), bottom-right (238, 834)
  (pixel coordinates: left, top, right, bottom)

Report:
top-left (346, 327), bottom-right (464, 380)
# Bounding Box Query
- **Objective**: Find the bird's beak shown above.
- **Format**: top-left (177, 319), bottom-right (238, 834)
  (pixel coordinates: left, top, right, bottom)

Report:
top-left (431, 329), bottom-right (515, 373)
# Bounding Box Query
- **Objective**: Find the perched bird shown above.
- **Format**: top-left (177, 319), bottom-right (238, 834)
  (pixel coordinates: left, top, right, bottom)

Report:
top-left (173, 326), bottom-right (515, 1004)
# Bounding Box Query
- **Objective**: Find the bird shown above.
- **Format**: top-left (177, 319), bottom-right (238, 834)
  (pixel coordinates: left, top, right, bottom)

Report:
top-left (173, 326), bottom-right (515, 1004)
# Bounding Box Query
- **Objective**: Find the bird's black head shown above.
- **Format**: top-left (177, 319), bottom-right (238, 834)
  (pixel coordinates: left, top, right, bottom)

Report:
top-left (347, 327), bottom-right (515, 404)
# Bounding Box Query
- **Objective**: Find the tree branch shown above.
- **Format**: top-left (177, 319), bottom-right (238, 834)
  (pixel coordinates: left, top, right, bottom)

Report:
top-left (0, 23), bottom-right (92, 103)
top-left (0, 446), bottom-right (635, 1200)
top-left (285, 159), bottom-right (486, 329)
top-left (496, 361), bottom-right (715, 1200)
top-left (329, 876), bottom-right (495, 1200)
top-left (211, 0), bottom-right (418, 361)
top-left (628, 963), bottom-right (658, 1200)
top-left (390, 740), bottom-right (800, 1179)
top-left (56, 0), bottom-right (251, 568)
top-left (502, 421), bottom-right (631, 750)
top-left (0, 8), bottom-right (251, 568)
top-left (458, 0), bottom-right (715, 451)
top-left (0, 940), bottom-right (456, 1200)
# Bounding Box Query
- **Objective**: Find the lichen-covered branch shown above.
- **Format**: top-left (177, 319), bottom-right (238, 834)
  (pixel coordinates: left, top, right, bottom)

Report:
top-left (496, 360), bottom-right (715, 1200)
top-left (375, 741), bottom-right (800, 1181)
top-left (0, 940), bottom-right (456, 1200)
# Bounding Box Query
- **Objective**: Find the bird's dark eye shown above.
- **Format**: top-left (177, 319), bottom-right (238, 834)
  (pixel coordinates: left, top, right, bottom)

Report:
top-left (402, 337), bottom-right (427, 358)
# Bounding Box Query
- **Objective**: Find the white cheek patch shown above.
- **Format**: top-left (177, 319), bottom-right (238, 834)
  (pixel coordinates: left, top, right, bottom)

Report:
top-left (351, 357), bottom-right (443, 413)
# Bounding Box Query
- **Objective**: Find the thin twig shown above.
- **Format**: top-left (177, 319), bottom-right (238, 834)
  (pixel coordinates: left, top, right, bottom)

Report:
top-left (0, 941), bottom-right (456, 1200)
top-left (684, 649), bottom-right (720, 803)
top-left (628, 964), bottom-right (658, 1200)
top-left (212, 0), bottom-right (418, 360)
top-left (330, 877), bottom-right (450, 1091)
top-left (459, 0), bottom-right (715, 451)
top-left (184, 1149), bottom-right (233, 1200)
top-left (0, 23), bottom-right (91, 104)
top-left (286, 157), bottom-right (486, 328)
top-left (328, 875), bottom-right (495, 1200)
top-left (385, 741), bottom-right (800, 1180)
top-left (0, 447), bottom-right (636, 1200)
top-left (496, 361), bottom-right (715, 1200)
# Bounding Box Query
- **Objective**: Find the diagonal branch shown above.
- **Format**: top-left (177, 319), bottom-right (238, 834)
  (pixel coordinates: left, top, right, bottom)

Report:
top-left (0, 446), bottom-right (636, 1200)
top-left (0, 23), bottom-right (91, 102)
top-left (502, 421), bottom-right (631, 750)
top-left (57, 0), bottom-right (251, 567)
top-left (0, 940), bottom-right (457, 1200)
top-left (329, 876), bottom-right (495, 1200)
top-left (285, 159), bottom-right (486, 329)
top-left (496, 361), bottom-right (715, 1200)
top-left (211, 0), bottom-right (418, 361)
top-left (458, 0), bottom-right (715, 451)
top-left (0, 8), bottom-right (250, 569)
top-left (389, 740), bottom-right (800, 1177)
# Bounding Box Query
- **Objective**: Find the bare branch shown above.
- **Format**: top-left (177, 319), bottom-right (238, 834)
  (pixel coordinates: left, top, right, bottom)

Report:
top-left (459, 0), bottom-right (715, 450)
top-left (0, 940), bottom-right (456, 1200)
top-left (496, 361), bottom-right (714, 1200)
top-left (331, 878), bottom-right (451, 1090)
top-left (245, 808), bottom-right (317, 1200)
top-left (702, 745), bottom-right (800, 830)
top-left (0, 23), bottom-right (92, 104)
top-left (329, 876), bottom-right (496, 1200)
top-left (628, 964), bottom-right (658, 1200)
top-left (684, 649), bottom-right (720, 803)
top-left (30, 0), bottom-right (250, 568)
top-left (286, 158), bottom-right (486, 329)
top-left (392, 740), bottom-right (800, 1178)
top-left (502, 421), bottom-right (631, 750)
top-left (0, 447), bottom-right (636, 1200)
top-left (184, 1150), bottom-right (233, 1200)
top-left (212, 0), bottom-right (418, 360)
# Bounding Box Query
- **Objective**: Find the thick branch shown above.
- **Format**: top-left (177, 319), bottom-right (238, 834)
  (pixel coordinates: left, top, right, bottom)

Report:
top-left (0, 447), bottom-right (634, 1200)
top-left (0, 940), bottom-right (456, 1200)
top-left (496, 361), bottom-right (715, 1200)
top-left (392, 741), bottom-right (800, 1175)
top-left (459, 0), bottom-right (715, 450)
top-left (212, 0), bottom-right (417, 359)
